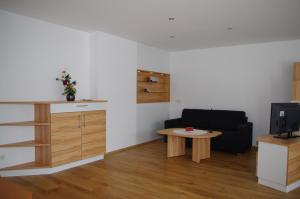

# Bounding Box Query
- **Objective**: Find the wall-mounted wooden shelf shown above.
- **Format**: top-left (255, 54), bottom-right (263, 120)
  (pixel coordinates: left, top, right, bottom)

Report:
top-left (0, 140), bottom-right (50, 148)
top-left (137, 69), bottom-right (170, 103)
top-left (0, 121), bottom-right (50, 126)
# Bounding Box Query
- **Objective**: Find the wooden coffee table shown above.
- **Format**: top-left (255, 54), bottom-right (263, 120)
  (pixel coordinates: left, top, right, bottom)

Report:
top-left (157, 128), bottom-right (222, 163)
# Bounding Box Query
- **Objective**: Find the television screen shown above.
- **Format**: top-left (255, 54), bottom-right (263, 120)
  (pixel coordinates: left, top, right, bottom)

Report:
top-left (270, 103), bottom-right (300, 135)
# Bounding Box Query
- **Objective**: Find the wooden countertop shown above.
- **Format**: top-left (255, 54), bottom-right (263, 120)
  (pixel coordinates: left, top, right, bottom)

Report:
top-left (157, 128), bottom-right (222, 139)
top-left (0, 100), bottom-right (107, 104)
top-left (257, 133), bottom-right (300, 147)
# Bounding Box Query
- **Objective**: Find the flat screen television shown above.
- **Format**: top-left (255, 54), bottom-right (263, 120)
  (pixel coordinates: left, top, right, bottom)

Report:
top-left (270, 103), bottom-right (300, 139)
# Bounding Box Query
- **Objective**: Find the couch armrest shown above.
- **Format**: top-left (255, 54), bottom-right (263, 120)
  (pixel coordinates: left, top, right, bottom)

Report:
top-left (164, 118), bottom-right (183, 129)
top-left (237, 122), bottom-right (253, 152)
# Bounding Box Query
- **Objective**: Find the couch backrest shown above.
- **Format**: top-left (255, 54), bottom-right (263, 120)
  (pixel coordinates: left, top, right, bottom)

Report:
top-left (210, 110), bottom-right (246, 130)
top-left (181, 109), bottom-right (247, 130)
top-left (181, 109), bottom-right (211, 128)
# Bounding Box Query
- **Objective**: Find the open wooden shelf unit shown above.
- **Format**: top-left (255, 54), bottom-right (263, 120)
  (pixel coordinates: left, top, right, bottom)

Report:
top-left (0, 100), bottom-right (107, 172)
top-left (0, 103), bottom-right (51, 168)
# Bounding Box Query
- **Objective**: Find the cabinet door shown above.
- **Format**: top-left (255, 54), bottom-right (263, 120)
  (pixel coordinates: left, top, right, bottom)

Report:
top-left (257, 142), bottom-right (288, 185)
top-left (82, 110), bottom-right (106, 159)
top-left (51, 112), bottom-right (82, 166)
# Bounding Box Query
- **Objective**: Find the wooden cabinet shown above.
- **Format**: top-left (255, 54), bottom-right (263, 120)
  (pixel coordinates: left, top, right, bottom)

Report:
top-left (0, 100), bottom-right (107, 174)
top-left (50, 111), bottom-right (106, 166)
top-left (82, 111), bottom-right (106, 159)
top-left (51, 112), bottom-right (82, 166)
top-left (292, 62), bottom-right (300, 100)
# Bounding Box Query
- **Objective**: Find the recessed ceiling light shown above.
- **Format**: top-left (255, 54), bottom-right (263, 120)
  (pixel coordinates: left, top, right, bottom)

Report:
top-left (168, 17), bottom-right (175, 21)
top-left (227, 27), bottom-right (233, 30)
top-left (170, 35), bottom-right (175, 38)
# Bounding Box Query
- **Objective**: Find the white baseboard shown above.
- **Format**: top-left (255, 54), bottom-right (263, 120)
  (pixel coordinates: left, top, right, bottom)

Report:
top-left (287, 179), bottom-right (300, 192)
top-left (258, 178), bottom-right (300, 193)
top-left (0, 155), bottom-right (104, 177)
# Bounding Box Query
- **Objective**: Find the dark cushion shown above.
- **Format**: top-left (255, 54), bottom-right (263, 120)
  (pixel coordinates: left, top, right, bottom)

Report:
top-left (181, 109), bottom-right (210, 128)
top-left (210, 110), bottom-right (246, 130)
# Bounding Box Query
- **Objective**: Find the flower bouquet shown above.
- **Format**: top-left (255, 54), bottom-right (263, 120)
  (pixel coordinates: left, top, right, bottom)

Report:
top-left (56, 71), bottom-right (77, 101)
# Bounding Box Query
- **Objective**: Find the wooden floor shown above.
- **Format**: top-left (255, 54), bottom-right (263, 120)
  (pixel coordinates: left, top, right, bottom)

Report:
top-left (6, 140), bottom-right (300, 199)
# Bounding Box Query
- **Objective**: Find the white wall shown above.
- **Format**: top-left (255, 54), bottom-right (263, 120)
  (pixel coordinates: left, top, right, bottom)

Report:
top-left (0, 10), bottom-right (90, 168)
top-left (136, 44), bottom-right (170, 143)
top-left (90, 37), bottom-right (171, 151)
top-left (90, 32), bottom-right (137, 152)
top-left (137, 44), bottom-right (169, 73)
top-left (0, 10), bottom-right (91, 101)
top-left (170, 40), bottom-right (300, 145)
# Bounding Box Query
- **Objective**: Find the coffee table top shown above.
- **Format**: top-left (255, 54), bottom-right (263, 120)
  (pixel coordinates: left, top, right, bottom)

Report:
top-left (157, 128), bottom-right (222, 139)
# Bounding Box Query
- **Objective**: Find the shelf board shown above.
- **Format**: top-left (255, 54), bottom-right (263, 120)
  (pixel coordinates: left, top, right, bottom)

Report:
top-left (137, 69), bottom-right (170, 76)
top-left (0, 140), bottom-right (50, 148)
top-left (0, 161), bottom-right (49, 171)
top-left (144, 91), bottom-right (168, 93)
top-left (138, 81), bottom-right (159, 83)
top-left (137, 100), bottom-right (170, 104)
top-left (0, 121), bottom-right (50, 126)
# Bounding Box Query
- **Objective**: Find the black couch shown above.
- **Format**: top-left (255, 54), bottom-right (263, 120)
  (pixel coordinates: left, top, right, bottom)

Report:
top-left (164, 109), bottom-right (253, 153)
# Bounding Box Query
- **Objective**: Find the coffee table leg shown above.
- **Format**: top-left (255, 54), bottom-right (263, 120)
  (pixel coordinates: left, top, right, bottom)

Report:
top-left (192, 138), bottom-right (211, 163)
top-left (167, 135), bottom-right (186, 158)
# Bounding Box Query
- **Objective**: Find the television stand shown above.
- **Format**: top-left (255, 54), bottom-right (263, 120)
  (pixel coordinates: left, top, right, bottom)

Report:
top-left (274, 131), bottom-right (300, 139)
top-left (257, 134), bottom-right (300, 192)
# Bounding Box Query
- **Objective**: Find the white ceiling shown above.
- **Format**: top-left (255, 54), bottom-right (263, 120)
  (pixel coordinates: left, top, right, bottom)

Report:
top-left (1, 0), bottom-right (300, 51)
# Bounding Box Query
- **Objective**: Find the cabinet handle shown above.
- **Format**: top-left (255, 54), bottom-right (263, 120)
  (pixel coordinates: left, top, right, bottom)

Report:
top-left (78, 115), bottom-right (81, 128)
top-left (77, 105), bottom-right (88, 107)
top-left (84, 114), bottom-right (86, 127)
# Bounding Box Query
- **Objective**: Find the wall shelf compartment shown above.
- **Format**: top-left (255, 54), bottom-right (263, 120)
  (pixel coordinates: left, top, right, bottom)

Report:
top-left (0, 140), bottom-right (50, 147)
top-left (0, 121), bottom-right (50, 126)
top-left (137, 69), bottom-right (170, 103)
top-left (0, 161), bottom-right (49, 171)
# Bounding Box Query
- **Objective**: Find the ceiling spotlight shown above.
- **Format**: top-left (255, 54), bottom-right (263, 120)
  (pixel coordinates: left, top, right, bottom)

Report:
top-left (170, 35), bottom-right (175, 38)
top-left (227, 27), bottom-right (233, 30)
top-left (168, 17), bottom-right (175, 21)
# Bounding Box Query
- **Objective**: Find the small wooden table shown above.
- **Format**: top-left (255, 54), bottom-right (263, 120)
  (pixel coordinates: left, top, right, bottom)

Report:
top-left (157, 128), bottom-right (222, 163)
